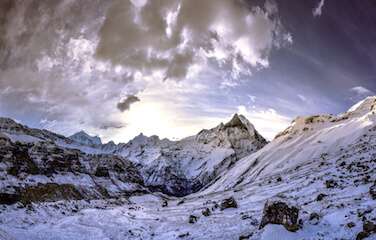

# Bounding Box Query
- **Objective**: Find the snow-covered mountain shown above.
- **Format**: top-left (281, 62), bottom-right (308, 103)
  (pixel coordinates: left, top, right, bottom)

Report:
top-left (0, 113), bottom-right (267, 198)
top-left (113, 113), bottom-right (267, 196)
top-left (0, 97), bottom-right (375, 240)
top-left (69, 131), bottom-right (102, 146)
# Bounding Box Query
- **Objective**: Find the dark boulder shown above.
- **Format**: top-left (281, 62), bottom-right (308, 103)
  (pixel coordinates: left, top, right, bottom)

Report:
top-left (316, 193), bottom-right (327, 201)
top-left (220, 197), bottom-right (238, 210)
top-left (189, 215), bottom-right (198, 224)
top-left (259, 200), bottom-right (300, 232)
top-left (325, 180), bottom-right (338, 188)
top-left (356, 221), bottom-right (376, 240)
top-left (162, 200), bottom-right (168, 207)
top-left (347, 222), bottom-right (356, 228)
top-left (202, 208), bottom-right (211, 217)
top-left (239, 233), bottom-right (253, 239)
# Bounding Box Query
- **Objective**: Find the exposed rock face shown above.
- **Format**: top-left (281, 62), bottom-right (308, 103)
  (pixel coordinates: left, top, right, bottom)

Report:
top-left (259, 200), bottom-right (300, 232)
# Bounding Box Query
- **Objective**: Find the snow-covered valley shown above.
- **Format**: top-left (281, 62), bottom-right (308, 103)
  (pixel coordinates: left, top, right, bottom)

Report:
top-left (1, 97), bottom-right (376, 240)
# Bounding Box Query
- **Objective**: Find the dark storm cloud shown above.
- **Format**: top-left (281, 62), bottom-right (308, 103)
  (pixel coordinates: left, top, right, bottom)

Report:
top-left (99, 122), bottom-right (126, 130)
top-left (117, 95), bottom-right (140, 112)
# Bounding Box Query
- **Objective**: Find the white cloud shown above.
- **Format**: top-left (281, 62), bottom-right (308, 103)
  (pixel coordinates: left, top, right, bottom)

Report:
top-left (297, 94), bottom-right (308, 102)
top-left (348, 86), bottom-right (374, 103)
top-left (350, 86), bottom-right (373, 95)
top-left (237, 105), bottom-right (291, 140)
top-left (313, 0), bottom-right (325, 17)
top-left (248, 95), bottom-right (257, 103)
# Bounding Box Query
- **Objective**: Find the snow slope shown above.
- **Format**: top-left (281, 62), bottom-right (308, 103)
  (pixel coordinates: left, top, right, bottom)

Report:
top-left (204, 96), bottom-right (376, 193)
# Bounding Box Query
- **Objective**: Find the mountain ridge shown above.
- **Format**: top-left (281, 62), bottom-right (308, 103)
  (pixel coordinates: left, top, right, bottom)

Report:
top-left (0, 113), bottom-right (268, 196)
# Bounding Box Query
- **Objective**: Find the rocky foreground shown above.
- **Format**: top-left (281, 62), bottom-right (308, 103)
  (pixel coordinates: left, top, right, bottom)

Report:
top-left (0, 97), bottom-right (376, 239)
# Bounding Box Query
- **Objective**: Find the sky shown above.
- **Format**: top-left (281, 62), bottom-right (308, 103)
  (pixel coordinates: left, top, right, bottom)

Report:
top-left (0, 0), bottom-right (376, 143)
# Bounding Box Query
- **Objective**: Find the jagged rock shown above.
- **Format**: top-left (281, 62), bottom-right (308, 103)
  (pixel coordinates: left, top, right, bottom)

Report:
top-left (259, 200), bottom-right (300, 232)
top-left (220, 197), bottom-right (238, 210)
top-left (188, 215), bottom-right (198, 224)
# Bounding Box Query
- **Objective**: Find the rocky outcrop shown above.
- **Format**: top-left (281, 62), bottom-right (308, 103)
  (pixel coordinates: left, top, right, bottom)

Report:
top-left (259, 200), bottom-right (300, 232)
top-left (19, 183), bottom-right (84, 204)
